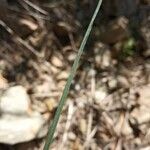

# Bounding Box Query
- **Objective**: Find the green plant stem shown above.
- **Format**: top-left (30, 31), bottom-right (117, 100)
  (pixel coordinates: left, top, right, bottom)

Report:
top-left (43, 0), bottom-right (103, 149)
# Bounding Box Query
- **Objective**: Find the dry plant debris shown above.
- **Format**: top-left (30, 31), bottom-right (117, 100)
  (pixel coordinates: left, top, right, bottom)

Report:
top-left (0, 0), bottom-right (149, 150)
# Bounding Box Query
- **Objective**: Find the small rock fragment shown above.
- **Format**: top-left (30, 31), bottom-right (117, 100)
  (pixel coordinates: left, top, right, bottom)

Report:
top-left (0, 86), bottom-right (30, 114)
top-left (56, 71), bottom-right (69, 80)
top-left (94, 88), bottom-right (107, 103)
top-left (79, 119), bottom-right (87, 134)
top-left (51, 55), bottom-right (63, 68)
top-left (68, 132), bottom-right (76, 140)
top-left (0, 113), bottom-right (46, 145)
top-left (0, 86), bottom-right (47, 145)
top-left (108, 78), bottom-right (118, 90)
top-left (57, 80), bottom-right (66, 90)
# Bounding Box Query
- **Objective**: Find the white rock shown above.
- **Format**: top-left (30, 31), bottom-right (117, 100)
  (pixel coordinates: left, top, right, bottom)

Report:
top-left (0, 86), bottom-right (48, 145)
top-left (0, 86), bottom-right (30, 114)
top-left (0, 113), bottom-right (46, 145)
top-left (95, 89), bottom-right (107, 103)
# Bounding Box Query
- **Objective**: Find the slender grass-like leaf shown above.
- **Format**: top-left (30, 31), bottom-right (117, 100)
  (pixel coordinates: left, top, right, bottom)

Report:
top-left (43, 0), bottom-right (103, 149)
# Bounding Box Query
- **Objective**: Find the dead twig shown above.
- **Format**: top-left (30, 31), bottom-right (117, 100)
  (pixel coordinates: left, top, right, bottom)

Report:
top-left (59, 101), bottom-right (75, 149)
top-left (23, 0), bottom-right (48, 15)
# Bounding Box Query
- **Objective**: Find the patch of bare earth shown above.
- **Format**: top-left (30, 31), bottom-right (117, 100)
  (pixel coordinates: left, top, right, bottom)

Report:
top-left (0, 0), bottom-right (149, 150)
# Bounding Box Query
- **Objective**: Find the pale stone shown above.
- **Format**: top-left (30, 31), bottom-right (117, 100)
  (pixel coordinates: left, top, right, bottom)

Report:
top-left (108, 78), bottom-right (118, 90)
top-left (95, 89), bottom-right (107, 103)
top-left (75, 84), bottom-right (81, 91)
top-left (56, 71), bottom-right (69, 80)
top-left (0, 113), bottom-right (46, 145)
top-left (79, 119), bottom-right (87, 134)
top-left (68, 132), bottom-right (76, 140)
top-left (51, 56), bottom-right (63, 68)
top-left (0, 86), bottom-right (30, 114)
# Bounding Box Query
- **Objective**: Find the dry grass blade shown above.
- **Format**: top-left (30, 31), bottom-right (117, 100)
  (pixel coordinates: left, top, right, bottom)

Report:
top-left (43, 0), bottom-right (103, 149)
top-left (23, 0), bottom-right (48, 15)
